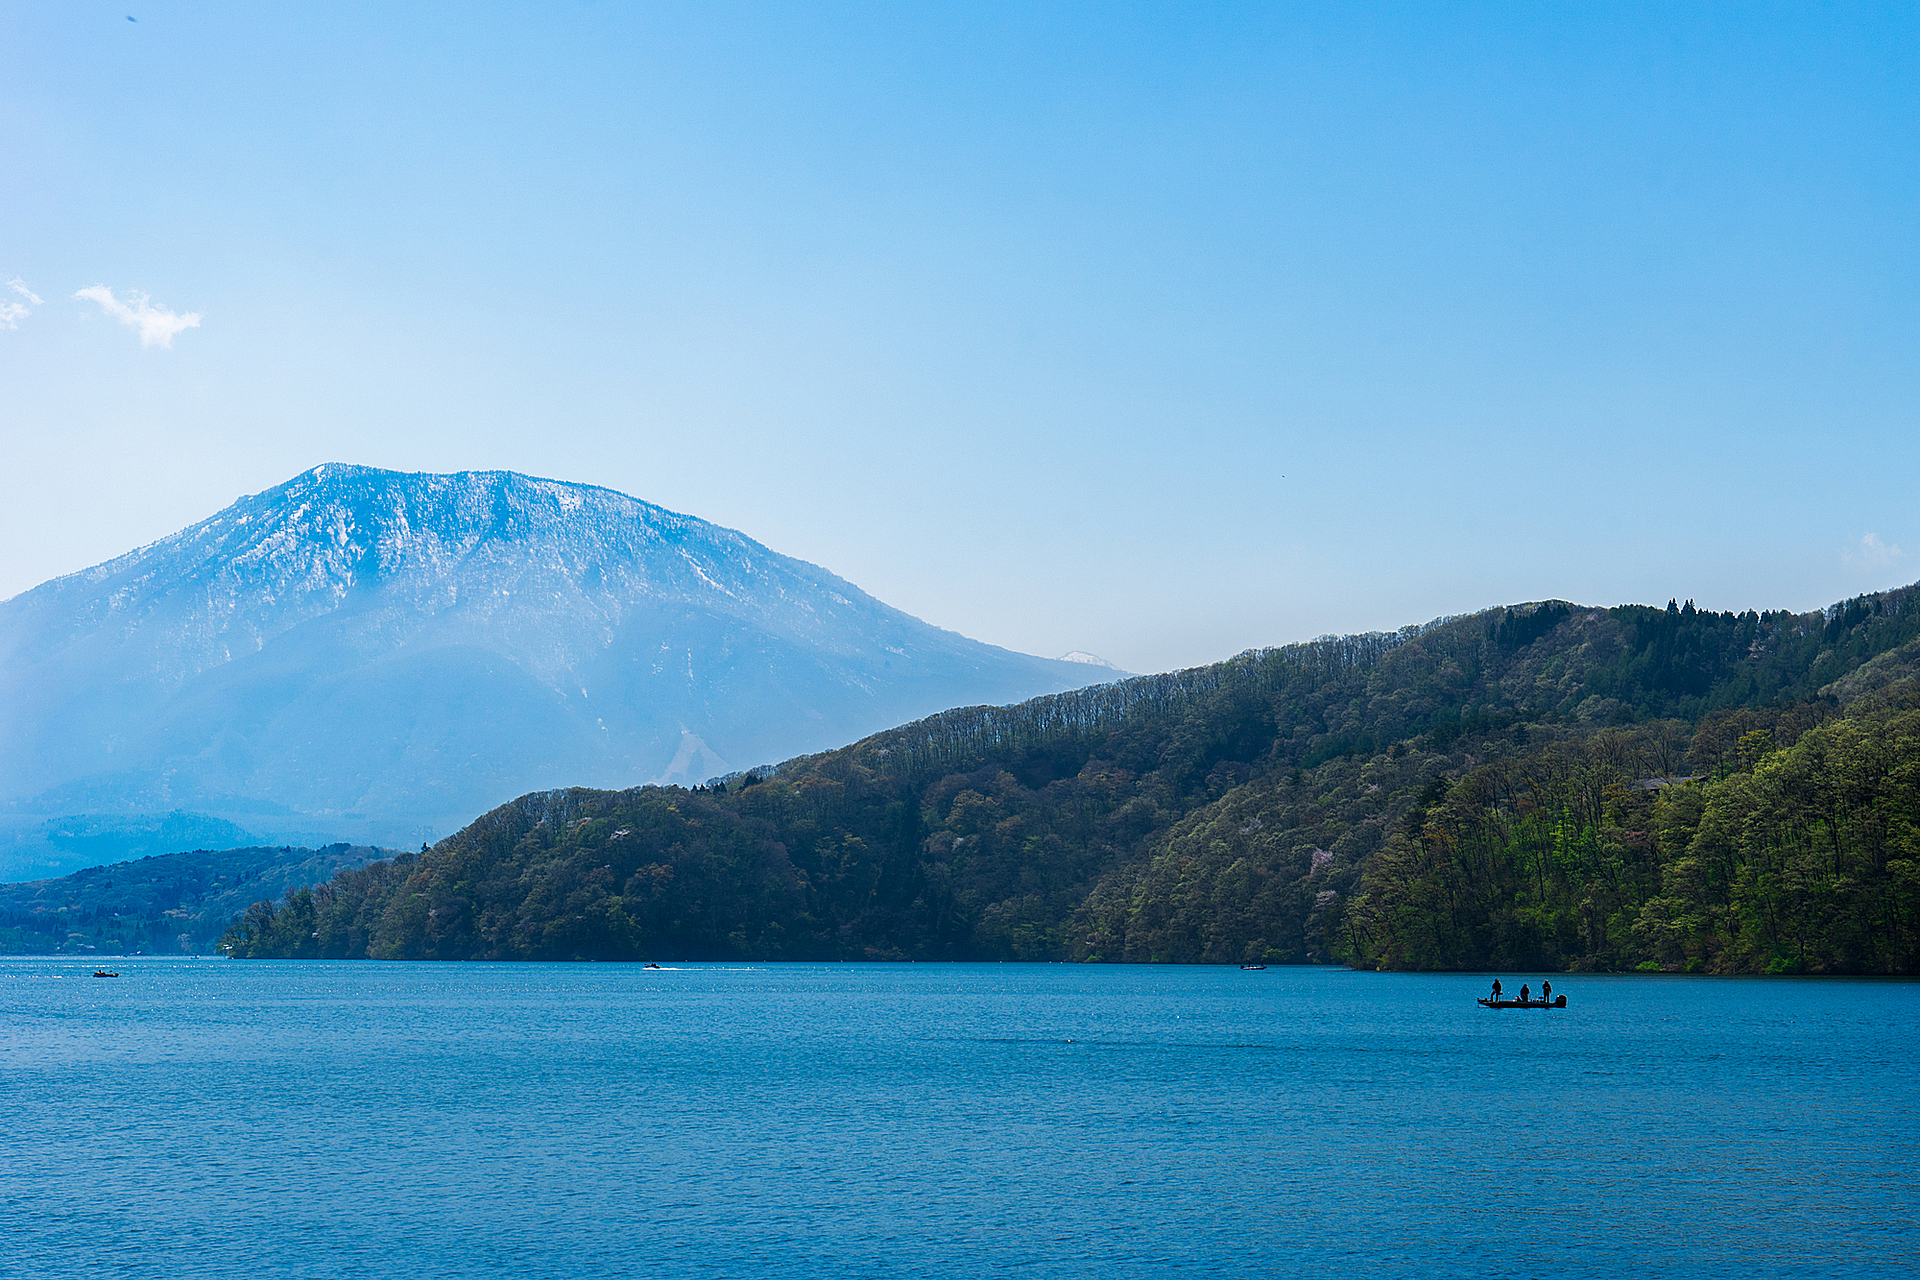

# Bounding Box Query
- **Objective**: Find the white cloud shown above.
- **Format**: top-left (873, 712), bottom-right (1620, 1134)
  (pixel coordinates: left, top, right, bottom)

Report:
top-left (1844, 532), bottom-right (1903, 569)
top-left (74, 284), bottom-right (202, 348)
top-left (1, 278), bottom-right (42, 329)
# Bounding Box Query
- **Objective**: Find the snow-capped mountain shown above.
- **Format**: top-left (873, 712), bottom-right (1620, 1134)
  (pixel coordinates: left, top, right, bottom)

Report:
top-left (0, 465), bottom-right (1114, 845)
top-left (1057, 650), bottom-right (1124, 670)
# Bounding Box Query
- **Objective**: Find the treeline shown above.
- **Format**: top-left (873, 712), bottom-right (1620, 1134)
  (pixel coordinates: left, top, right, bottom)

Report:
top-left (835, 587), bottom-right (1920, 787)
top-left (223, 586), bottom-right (1920, 970)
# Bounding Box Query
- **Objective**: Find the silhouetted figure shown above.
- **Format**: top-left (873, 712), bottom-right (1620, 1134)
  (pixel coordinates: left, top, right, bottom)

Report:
top-left (1520, 984), bottom-right (1531, 1004)
top-left (1490, 979), bottom-right (1503, 1002)
top-left (1541, 979), bottom-right (1552, 1004)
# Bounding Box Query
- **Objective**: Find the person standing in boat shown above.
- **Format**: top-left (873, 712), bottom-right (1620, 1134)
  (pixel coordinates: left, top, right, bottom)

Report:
top-left (1490, 978), bottom-right (1503, 1003)
top-left (1541, 979), bottom-right (1552, 1004)
top-left (1519, 983), bottom-right (1531, 1004)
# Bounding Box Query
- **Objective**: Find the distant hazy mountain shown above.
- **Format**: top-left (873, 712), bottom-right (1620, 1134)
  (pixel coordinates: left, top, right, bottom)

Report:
top-left (0, 464), bottom-right (1114, 863)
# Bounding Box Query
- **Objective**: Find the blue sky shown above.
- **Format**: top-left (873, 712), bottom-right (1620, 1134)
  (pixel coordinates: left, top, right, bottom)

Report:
top-left (2, 2), bottom-right (1915, 673)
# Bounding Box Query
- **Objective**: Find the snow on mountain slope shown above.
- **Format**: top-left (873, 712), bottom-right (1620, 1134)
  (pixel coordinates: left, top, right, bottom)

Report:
top-left (0, 465), bottom-right (1113, 841)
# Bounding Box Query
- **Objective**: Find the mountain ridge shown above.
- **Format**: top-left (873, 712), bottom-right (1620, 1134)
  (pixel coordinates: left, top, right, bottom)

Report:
top-left (219, 579), bottom-right (1920, 972)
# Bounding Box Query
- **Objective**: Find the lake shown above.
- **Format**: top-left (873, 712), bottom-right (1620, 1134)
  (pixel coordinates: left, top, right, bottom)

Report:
top-left (4, 959), bottom-right (1915, 1277)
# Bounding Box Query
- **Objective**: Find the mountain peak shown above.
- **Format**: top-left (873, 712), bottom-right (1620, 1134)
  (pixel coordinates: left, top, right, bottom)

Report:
top-left (1, 465), bottom-right (1111, 850)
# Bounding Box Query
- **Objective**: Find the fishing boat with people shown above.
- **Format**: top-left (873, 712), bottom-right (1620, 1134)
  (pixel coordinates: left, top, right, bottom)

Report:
top-left (1478, 978), bottom-right (1564, 1008)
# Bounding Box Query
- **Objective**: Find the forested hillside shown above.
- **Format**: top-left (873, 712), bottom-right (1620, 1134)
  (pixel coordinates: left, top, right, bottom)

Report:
top-left (1341, 692), bottom-right (1918, 974)
top-left (3, 843), bottom-right (390, 955)
top-left (224, 587), bottom-right (1920, 973)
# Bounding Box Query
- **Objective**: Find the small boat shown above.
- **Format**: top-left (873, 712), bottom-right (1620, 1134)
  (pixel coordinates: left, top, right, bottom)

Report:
top-left (1239, 964), bottom-right (1267, 971)
top-left (645, 963), bottom-right (662, 970)
top-left (1477, 996), bottom-right (1566, 1009)
top-left (92, 970), bottom-right (120, 978)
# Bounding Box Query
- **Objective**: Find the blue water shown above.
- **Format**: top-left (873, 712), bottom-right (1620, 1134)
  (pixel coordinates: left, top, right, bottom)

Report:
top-left (3, 960), bottom-right (1915, 1278)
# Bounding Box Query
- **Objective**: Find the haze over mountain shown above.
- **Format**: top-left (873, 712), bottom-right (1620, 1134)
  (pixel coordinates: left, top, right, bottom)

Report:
top-left (0, 465), bottom-right (1114, 875)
